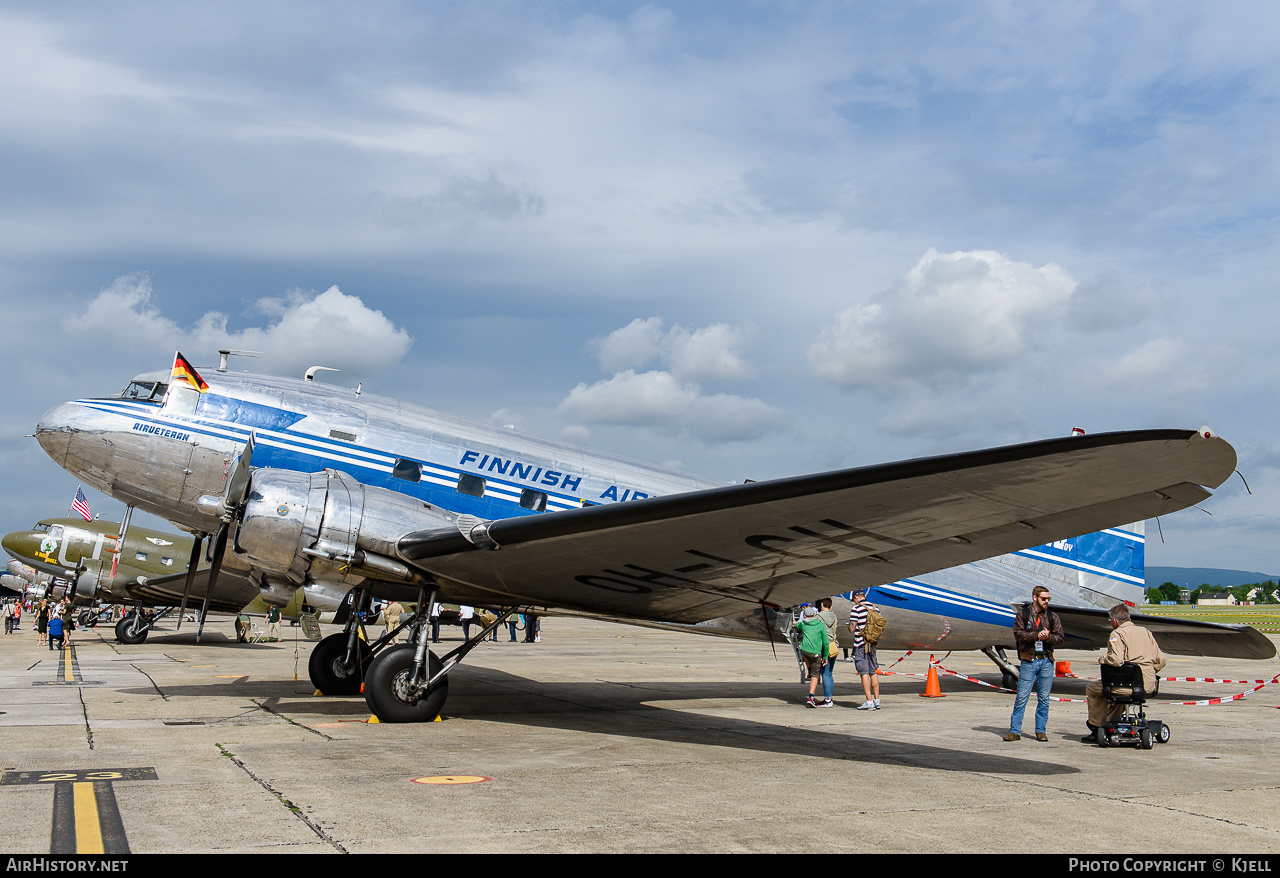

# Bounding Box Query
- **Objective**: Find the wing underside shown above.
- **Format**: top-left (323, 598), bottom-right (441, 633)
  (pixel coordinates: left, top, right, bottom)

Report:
top-left (120, 567), bottom-right (258, 615)
top-left (396, 429), bottom-right (1238, 625)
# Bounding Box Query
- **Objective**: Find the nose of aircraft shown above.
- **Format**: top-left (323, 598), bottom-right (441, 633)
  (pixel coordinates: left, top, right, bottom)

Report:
top-left (3, 530), bottom-right (31, 557)
top-left (35, 401), bottom-right (82, 465)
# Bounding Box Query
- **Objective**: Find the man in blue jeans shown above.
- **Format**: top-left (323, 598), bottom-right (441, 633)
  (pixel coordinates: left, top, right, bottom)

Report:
top-left (1004, 586), bottom-right (1063, 741)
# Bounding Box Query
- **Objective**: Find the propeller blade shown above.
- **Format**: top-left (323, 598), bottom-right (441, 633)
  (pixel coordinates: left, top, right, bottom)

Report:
top-left (196, 524), bottom-right (228, 642)
top-left (221, 434), bottom-right (255, 521)
top-left (176, 534), bottom-right (204, 631)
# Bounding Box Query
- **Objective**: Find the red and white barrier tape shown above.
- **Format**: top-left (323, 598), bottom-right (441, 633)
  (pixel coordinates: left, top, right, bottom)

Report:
top-left (926, 655), bottom-right (1280, 707)
top-left (1055, 670), bottom-right (1274, 685)
top-left (1159, 674), bottom-right (1280, 706)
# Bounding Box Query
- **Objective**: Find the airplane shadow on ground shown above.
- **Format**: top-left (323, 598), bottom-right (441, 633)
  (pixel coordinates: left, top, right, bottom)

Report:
top-left (113, 664), bottom-right (1085, 777)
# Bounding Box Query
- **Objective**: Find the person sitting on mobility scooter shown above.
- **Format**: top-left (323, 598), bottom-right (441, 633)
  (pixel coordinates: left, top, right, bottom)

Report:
top-left (1084, 603), bottom-right (1168, 748)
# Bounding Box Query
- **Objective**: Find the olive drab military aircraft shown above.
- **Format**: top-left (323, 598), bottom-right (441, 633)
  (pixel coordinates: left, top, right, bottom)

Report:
top-left (2, 517), bottom-right (326, 643)
top-left (32, 351), bottom-right (1273, 721)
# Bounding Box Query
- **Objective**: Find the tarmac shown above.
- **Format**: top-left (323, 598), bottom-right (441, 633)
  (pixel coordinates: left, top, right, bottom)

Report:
top-left (1, 616), bottom-right (1278, 855)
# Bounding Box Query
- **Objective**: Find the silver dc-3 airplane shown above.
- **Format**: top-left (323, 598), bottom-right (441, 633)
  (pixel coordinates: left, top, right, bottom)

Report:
top-left (32, 351), bottom-right (1273, 721)
top-left (1, 516), bottom-right (326, 642)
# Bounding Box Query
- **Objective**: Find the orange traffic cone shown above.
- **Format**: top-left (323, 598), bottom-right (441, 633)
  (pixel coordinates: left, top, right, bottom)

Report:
top-left (921, 654), bottom-right (945, 697)
top-left (1055, 661), bottom-right (1073, 677)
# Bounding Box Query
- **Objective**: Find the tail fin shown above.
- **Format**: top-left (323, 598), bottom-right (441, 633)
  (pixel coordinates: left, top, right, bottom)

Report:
top-left (994, 522), bottom-right (1146, 608)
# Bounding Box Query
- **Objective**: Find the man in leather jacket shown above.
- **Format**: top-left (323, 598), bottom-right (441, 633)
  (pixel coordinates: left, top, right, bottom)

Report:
top-left (1004, 586), bottom-right (1064, 741)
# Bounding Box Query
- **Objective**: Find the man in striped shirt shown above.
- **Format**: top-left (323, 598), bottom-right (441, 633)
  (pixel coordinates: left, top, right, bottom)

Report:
top-left (847, 589), bottom-right (881, 710)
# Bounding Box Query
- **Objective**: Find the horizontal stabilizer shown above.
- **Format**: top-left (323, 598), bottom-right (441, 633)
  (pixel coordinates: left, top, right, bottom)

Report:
top-left (1052, 605), bottom-right (1276, 660)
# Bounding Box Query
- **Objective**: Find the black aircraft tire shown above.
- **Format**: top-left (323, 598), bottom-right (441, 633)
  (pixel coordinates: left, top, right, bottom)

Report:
top-left (1002, 671), bottom-right (1018, 691)
top-left (78, 611), bottom-right (97, 628)
top-left (115, 616), bottom-right (147, 645)
top-left (308, 633), bottom-right (371, 695)
top-left (364, 644), bottom-right (449, 723)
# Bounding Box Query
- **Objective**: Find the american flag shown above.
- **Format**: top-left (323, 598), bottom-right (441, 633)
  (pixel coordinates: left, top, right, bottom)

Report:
top-left (72, 487), bottom-right (93, 521)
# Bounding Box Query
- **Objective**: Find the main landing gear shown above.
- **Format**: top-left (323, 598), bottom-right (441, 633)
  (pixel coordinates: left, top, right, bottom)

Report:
top-left (306, 586), bottom-right (516, 723)
top-left (309, 589), bottom-right (378, 695)
top-left (115, 606), bottom-right (178, 644)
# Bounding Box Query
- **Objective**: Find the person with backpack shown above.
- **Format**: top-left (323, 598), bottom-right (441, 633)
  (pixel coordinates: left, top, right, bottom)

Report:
top-left (847, 588), bottom-right (886, 710)
top-left (793, 605), bottom-right (829, 708)
top-left (816, 598), bottom-right (840, 707)
top-left (1004, 585), bottom-right (1064, 742)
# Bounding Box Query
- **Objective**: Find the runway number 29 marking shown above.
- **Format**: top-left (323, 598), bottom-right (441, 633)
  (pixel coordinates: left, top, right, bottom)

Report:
top-left (1, 767), bottom-right (157, 854)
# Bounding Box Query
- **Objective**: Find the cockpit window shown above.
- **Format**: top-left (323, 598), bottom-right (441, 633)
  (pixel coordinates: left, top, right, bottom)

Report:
top-left (32, 523), bottom-right (49, 533)
top-left (119, 381), bottom-right (168, 401)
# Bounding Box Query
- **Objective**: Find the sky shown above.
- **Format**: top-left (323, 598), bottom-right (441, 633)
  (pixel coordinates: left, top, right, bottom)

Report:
top-left (3, 1), bottom-right (1279, 574)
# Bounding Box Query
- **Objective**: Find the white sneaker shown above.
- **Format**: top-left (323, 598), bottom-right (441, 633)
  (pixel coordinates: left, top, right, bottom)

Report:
top-left (873, 699), bottom-right (881, 708)
top-left (819, 699), bottom-right (834, 708)
top-left (857, 701), bottom-right (876, 710)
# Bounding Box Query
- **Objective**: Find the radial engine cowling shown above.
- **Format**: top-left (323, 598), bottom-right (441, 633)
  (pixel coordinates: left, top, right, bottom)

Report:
top-left (233, 468), bottom-right (454, 587)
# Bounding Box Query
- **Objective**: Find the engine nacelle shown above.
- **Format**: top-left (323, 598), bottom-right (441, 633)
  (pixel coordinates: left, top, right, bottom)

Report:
top-left (234, 468), bottom-right (455, 589)
top-left (75, 569), bottom-right (101, 600)
top-left (7, 560), bottom-right (53, 586)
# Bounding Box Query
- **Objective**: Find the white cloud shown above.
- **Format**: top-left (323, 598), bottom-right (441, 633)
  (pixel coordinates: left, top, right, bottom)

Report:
top-left (569, 318), bottom-right (772, 442)
top-left (558, 369), bottom-right (785, 443)
top-left (591, 317), bottom-right (667, 373)
top-left (664, 323), bottom-right (755, 382)
top-left (589, 317), bottom-right (755, 381)
top-left (64, 273), bottom-right (413, 379)
top-left (808, 249), bottom-right (1077, 390)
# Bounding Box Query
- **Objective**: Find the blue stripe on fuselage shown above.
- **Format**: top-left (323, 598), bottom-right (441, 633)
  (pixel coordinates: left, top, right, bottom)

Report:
top-left (837, 581), bottom-right (1016, 628)
top-left (199, 394), bottom-right (307, 431)
top-left (1010, 527), bottom-right (1143, 585)
top-left (88, 398), bottom-right (565, 520)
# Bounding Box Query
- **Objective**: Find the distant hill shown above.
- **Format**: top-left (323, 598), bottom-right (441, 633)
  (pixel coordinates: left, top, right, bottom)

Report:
top-left (1146, 567), bottom-right (1278, 589)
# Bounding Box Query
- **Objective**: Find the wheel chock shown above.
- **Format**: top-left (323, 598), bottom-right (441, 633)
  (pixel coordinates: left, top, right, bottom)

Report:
top-left (1055, 661), bottom-right (1073, 677)
top-left (313, 689), bottom-right (323, 697)
top-left (366, 714), bottom-right (380, 723)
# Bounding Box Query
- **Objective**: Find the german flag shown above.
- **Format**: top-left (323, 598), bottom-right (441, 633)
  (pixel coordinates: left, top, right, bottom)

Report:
top-left (171, 351), bottom-right (209, 392)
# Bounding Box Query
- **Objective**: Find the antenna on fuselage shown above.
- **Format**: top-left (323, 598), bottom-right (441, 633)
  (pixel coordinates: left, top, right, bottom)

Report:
top-left (217, 350), bottom-right (261, 372)
top-left (305, 366), bottom-right (340, 382)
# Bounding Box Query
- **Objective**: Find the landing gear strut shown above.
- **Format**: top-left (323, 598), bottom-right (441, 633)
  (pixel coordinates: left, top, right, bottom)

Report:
top-left (308, 589), bottom-right (377, 695)
top-left (982, 646), bottom-right (1021, 690)
top-left (362, 645), bottom-right (449, 722)
top-left (115, 606), bottom-right (177, 644)
top-left (361, 591), bottom-right (517, 723)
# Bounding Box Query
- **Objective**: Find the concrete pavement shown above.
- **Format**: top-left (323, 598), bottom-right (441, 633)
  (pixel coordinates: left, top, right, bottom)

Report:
top-left (1, 617), bottom-right (1278, 853)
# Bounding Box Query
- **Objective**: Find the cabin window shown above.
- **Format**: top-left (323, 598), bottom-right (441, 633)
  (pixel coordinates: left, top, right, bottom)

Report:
top-left (519, 489), bottom-right (548, 512)
top-left (392, 458), bottom-right (422, 482)
top-left (119, 381), bottom-right (167, 401)
top-left (161, 558), bottom-right (173, 567)
top-left (134, 552), bottom-right (147, 561)
top-left (456, 473), bottom-right (486, 498)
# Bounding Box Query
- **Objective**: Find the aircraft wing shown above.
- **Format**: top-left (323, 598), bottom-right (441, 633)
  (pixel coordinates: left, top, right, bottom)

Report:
top-left (397, 429), bottom-right (1237, 624)
top-left (1049, 605), bottom-right (1276, 660)
top-left (118, 567), bottom-right (259, 615)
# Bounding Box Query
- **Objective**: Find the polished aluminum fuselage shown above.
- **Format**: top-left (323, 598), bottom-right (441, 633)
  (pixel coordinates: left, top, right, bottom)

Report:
top-left (35, 369), bottom-right (1147, 652)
